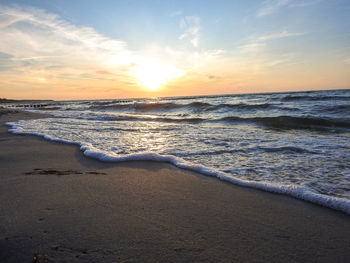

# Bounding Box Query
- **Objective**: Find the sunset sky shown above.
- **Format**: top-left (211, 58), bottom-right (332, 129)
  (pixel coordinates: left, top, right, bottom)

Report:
top-left (0, 0), bottom-right (349, 99)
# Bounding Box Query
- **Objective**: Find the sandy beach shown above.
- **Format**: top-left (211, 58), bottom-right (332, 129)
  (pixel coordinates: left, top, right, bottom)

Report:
top-left (0, 109), bottom-right (349, 263)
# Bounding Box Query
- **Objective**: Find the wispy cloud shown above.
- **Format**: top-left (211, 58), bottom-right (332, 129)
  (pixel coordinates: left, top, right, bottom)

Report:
top-left (257, 0), bottom-right (321, 17)
top-left (256, 30), bottom-right (305, 41)
top-left (179, 16), bottom-right (200, 48)
top-left (257, 0), bottom-right (290, 17)
top-left (240, 30), bottom-right (305, 53)
top-left (239, 43), bottom-right (266, 53)
top-left (0, 4), bottom-right (224, 98)
top-left (0, 12), bottom-right (29, 28)
top-left (0, 4), bottom-right (153, 99)
top-left (237, 30), bottom-right (305, 73)
top-left (263, 53), bottom-right (299, 67)
top-left (288, 0), bottom-right (322, 8)
top-left (0, 4), bottom-right (129, 70)
top-left (169, 10), bottom-right (183, 17)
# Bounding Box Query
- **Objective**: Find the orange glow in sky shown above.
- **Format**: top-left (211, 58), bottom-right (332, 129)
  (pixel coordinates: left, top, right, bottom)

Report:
top-left (0, 1), bottom-right (349, 99)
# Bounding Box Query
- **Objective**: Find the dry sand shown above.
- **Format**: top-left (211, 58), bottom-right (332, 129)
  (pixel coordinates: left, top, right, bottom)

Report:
top-left (0, 110), bottom-right (349, 262)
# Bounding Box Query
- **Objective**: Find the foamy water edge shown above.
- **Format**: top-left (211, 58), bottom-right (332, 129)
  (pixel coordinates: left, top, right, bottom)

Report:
top-left (6, 120), bottom-right (350, 215)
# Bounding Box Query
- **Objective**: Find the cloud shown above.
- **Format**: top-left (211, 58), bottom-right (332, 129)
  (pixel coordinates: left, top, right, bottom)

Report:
top-left (257, 0), bottom-right (290, 17)
top-left (237, 30), bottom-right (304, 73)
top-left (239, 30), bottom-right (304, 54)
top-left (0, 4), bottom-right (226, 98)
top-left (0, 12), bottom-right (28, 28)
top-left (0, 4), bottom-right (130, 72)
top-left (203, 49), bottom-right (225, 58)
top-left (288, 0), bottom-right (322, 8)
top-left (179, 16), bottom-right (200, 48)
top-left (0, 51), bottom-right (15, 71)
top-left (0, 5), bottom-right (210, 73)
top-left (263, 53), bottom-right (298, 67)
top-left (344, 58), bottom-right (350, 65)
top-left (207, 74), bottom-right (222, 80)
top-left (169, 10), bottom-right (183, 17)
top-left (239, 43), bottom-right (266, 53)
top-left (257, 0), bottom-right (321, 17)
top-left (256, 30), bottom-right (305, 41)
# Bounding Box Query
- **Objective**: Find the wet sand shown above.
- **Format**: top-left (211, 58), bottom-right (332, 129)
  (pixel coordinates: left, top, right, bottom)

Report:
top-left (0, 109), bottom-right (349, 262)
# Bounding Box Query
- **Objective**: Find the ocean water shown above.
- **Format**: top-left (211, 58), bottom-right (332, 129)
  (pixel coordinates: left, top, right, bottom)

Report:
top-left (6, 89), bottom-right (350, 214)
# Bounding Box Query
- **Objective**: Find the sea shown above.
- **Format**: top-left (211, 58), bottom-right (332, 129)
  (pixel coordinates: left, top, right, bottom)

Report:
top-left (6, 89), bottom-right (350, 214)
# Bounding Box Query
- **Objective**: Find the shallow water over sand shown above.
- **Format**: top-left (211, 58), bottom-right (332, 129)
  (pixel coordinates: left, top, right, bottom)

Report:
top-left (7, 89), bottom-right (350, 213)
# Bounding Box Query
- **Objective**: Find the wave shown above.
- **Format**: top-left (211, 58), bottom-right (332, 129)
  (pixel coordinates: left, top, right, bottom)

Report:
top-left (89, 101), bottom-right (279, 112)
top-left (48, 110), bottom-right (350, 132)
top-left (112, 115), bottom-right (205, 123)
top-left (281, 95), bottom-right (350, 102)
top-left (33, 106), bottom-right (350, 132)
top-left (90, 99), bottom-right (133, 106)
top-left (164, 94), bottom-right (229, 101)
top-left (90, 102), bottom-right (188, 111)
top-left (212, 103), bottom-right (277, 111)
top-left (6, 120), bottom-right (350, 215)
top-left (323, 104), bottom-right (350, 113)
top-left (60, 113), bottom-right (206, 124)
top-left (176, 146), bottom-right (314, 157)
top-left (38, 106), bottom-right (61, 111)
top-left (220, 116), bottom-right (350, 131)
top-left (256, 146), bottom-right (316, 154)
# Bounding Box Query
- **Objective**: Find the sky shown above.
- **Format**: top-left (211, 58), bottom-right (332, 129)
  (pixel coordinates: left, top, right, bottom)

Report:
top-left (0, 0), bottom-right (349, 100)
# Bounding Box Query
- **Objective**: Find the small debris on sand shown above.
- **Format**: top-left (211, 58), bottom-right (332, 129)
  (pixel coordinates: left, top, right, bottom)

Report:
top-left (24, 168), bottom-right (106, 176)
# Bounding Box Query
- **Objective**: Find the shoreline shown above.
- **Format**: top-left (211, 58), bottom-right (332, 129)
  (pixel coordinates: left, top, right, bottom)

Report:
top-left (5, 110), bottom-right (350, 215)
top-left (0, 109), bottom-right (349, 262)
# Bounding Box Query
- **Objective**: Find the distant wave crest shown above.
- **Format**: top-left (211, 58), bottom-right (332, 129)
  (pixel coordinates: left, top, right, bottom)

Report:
top-left (89, 101), bottom-right (279, 112)
top-left (220, 116), bottom-right (350, 131)
top-left (281, 95), bottom-right (350, 102)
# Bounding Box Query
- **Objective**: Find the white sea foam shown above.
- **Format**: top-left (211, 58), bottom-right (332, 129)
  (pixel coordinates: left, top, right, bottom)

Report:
top-left (6, 120), bottom-right (350, 215)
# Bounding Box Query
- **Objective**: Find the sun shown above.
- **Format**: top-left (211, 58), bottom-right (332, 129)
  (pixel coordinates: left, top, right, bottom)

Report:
top-left (132, 60), bottom-right (182, 91)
